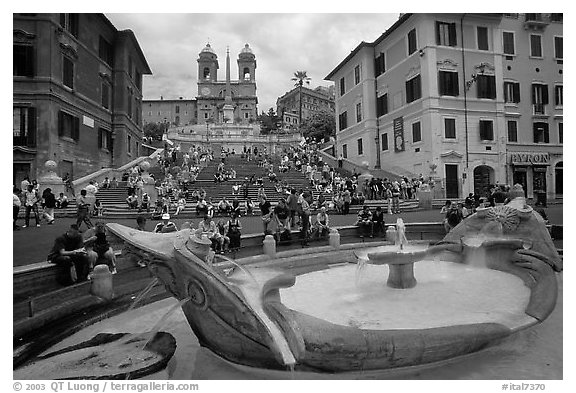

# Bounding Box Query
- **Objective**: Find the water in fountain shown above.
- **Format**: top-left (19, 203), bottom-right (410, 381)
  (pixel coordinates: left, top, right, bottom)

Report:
top-left (215, 253), bottom-right (258, 284)
top-left (143, 297), bottom-right (191, 347)
top-left (395, 218), bottom-right (409, 250)
top-left (355, 256), bottom-right (369, 286)
top-left (127, 277), bottom-right (160, 312)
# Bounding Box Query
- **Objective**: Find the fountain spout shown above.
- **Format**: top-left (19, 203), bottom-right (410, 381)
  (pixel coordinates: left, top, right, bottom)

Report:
top-left (395, 218), bottom-right (409, 251)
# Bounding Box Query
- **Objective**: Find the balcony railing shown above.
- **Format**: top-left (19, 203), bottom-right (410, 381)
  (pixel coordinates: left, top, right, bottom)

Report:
top-left (533, 103), bottom-right (546, 116)
top-left (524, 13), bottom-right (549, 30)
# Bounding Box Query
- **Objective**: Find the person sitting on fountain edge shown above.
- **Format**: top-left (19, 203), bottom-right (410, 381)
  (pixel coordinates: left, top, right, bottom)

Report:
top-left (48, 224), bottom-right (96, 285)
top-left (356, 205), bottom-right (374, 238)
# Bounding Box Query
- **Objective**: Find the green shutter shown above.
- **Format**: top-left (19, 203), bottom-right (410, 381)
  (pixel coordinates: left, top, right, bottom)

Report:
top-left (58, 111), bottom-right (64, 136)
top-left (449, 23), bottom-right (457, 46)
top-left (73, 116), bottom-right (80, 141)
top-left (513, 83), bottom-right (520, 103)
top-left (98, 128), bottom-right (103, 148)
top-left (27, 107), bottom-right (36, 147)
top-left (542, 84), bottom-right (549, 105)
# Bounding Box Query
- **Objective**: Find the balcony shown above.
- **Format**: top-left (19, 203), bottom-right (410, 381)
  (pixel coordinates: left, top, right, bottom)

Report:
top-left (524, 13), bottom-right (549, 31)
top-left (533, 103), bottom-right (546, 116)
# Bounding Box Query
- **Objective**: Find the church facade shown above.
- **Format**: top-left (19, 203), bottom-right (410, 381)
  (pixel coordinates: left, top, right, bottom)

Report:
top-left (196, 43), bottom-right (258, 124)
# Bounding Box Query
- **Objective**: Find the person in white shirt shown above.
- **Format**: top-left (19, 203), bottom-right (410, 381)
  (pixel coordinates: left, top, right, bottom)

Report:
top-left (14, 187), bottom-right (22, 230)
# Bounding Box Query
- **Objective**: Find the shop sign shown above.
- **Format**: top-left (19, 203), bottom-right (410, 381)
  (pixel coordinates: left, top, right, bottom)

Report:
top-left (509, 152), bottom-right (550, 165)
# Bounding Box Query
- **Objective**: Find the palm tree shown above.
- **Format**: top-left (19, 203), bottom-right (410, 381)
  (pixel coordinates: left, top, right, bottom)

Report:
top-left (291, 71), bottom-right (311, 131)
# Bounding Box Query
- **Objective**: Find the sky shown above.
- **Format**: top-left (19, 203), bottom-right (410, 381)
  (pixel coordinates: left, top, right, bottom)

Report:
top-left (106, 13), bottom-right (400, 112)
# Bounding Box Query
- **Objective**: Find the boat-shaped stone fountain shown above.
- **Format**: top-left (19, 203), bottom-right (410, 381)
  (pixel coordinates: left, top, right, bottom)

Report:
top-left (104, 197), bottom-right (561, 373)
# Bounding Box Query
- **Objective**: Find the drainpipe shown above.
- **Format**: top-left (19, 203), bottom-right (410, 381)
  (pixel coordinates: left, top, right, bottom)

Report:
top-left (460, 14), bottom-right (470, 195)
top-left (374, 58), bottom-right (381, 169)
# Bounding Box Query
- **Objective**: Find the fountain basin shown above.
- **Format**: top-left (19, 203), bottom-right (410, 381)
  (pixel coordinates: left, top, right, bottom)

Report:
top-left (104, 220), bottom-right (560, 373)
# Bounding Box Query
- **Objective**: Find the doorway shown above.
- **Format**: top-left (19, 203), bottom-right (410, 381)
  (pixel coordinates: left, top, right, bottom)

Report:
top-left (512, 168), bottom-right (528, 197)
top-left (445, 164), bottom-right (459, 198)
top-left (555, 162), bottom-right (563, 195)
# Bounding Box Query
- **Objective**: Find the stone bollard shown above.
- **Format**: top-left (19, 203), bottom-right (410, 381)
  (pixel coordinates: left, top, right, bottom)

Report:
top-left (329, 228), bottom-right (340, 249)
top-left (89, 265), bottom-right (114, 301)
top-left (263, 235), bottom-right (276, 258)
top-left (386, 226), bottom-right (397, 243)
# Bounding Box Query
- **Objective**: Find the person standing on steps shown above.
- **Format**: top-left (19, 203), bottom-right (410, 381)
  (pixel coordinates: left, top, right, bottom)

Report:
top-left (76, 189), bottom-right (93, 231)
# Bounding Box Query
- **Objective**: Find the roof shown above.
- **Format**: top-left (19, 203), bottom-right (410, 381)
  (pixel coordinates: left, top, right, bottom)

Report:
top-left (102, 14), bottom-right (152, 74)
top-left (324, 13), bottom-right (412, 80)
top-left (276, 85), bottom-right (335, 103)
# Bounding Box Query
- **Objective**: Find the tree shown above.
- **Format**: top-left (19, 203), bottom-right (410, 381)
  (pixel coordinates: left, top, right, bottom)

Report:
top-left (300, 109), bottom-right (336, 142)
top-left (143, 122), bottom-right (165, 141)
top-left (257, 108), bottom-right (280, 134)
top-left (291, 71), bottom-right (311, 130)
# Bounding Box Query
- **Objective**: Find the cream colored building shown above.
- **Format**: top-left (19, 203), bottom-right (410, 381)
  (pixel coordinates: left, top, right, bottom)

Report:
top-left (326, 13), bottom-right (562, 201)
top-left (142, 98), bottom-right (197, 127)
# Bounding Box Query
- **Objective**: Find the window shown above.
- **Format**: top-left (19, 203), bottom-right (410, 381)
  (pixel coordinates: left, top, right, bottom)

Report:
top-left (338, 111), bottom-right (348, 131)
top-left (13, 45), bottom-right (34, 77)
top-left (477, 26), bottom-right (489, 50)
top-left (101, 82), bottom-right (110, 109)
top-left (62, 56), bottom-right (74, 89)
top-left (204, 112), bottom-right (209, 119)
top-left (342, 144), bottom-right (348, 159)
top-left (479, 120), bottom-right (494, 141)
top-left (444, 118), bottom-right (456, 139)
top-left (98, 128), bottom-right (112, 151)
top-left (406, 74), bottom-right (422, 103)
top-left (507, 120), bottom-right (518, 142)
top-left (554, 36), bottom-right (563, 60)
top-left (503, 32), bottom-right (515, 55)
top-left (551, 13), bottom-right (563, 22)
top-left (376, 94), bottom-right (388, 117)
top-left (60, 14), bottom-right (79, 38)
top-left (58, 111), bottom-right (80, 141)
top-left (530, 34), bottom-right (542, 57)
top-left (533, 122), bottom-right (549, 143)
top-left (203, 68), bottom-right (210, 79)
top-left (407, 28), bottom-right (417, 55)
top-left (356, 102), bottom-right (362, 123)
top-left (339, 77), bottom-right (345, 96)
top-left (532, 83), bottom-right (549, 114)
top-left (127, 134), bottom-right (132, 153)
top-left (13, 107), bottom-right (36, 147)
top-left (354, 65), bottom-right (360, 85)
top-left (504, 81), bottom-right (520, 103)
top-left (375, 52), bottom-right (386, 76)
top-left (381, 133), bottom-right (388, 151)
top-left (412, 122), bottom-right (421, 143)
top-left (98, 37), bottom-right (113, 66)
top-left (357, 138), bottom-right (363, 155)
top-left (438, 71), bottom-right (459, 96)
top-left (559, 123), bottom-right (563, 144)
top-left (436, 21), bottom-right (457, 46)
top-left (555, 85), bottom-right (563, 107)
top-left (175, 105), bottom-right (180, 114)
top-left (175, 116), bottom-right (180, 125)
top-left (476, 75), bottom-right (496, 99)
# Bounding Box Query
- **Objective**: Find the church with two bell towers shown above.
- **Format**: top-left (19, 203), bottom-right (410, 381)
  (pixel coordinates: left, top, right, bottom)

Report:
top-left (196, 43), bottom-right (258, 124)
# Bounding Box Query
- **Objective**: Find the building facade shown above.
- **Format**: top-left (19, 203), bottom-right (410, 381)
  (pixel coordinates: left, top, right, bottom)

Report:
top-left (13, 13), bottom-right (151, 185)
top-left (196, 43), bottom-right (258, 124)
top-left (499, 13), bottom-right (563, 201)
top-left (325, 13), bottom-right (562, 201)
top-left (142, 98), bottom-right (197, 127)
top-left (276, 85), bottom-right (335, 130)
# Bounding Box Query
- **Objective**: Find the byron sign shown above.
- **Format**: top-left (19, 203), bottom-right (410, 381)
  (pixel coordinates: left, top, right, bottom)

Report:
top-left (509, 152), bottom-right (550, 165)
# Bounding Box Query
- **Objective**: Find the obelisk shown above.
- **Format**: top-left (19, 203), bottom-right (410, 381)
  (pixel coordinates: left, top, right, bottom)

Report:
top-left (222, 46), bottom-right (234, 123)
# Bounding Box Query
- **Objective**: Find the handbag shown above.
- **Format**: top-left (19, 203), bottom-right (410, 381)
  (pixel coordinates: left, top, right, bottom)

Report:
top-left (261, 213), bottom-right (271, 223)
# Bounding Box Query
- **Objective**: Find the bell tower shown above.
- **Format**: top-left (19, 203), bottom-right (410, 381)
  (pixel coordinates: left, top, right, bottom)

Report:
top-left (197, 43), bottom-right (219, 84)
top-left (237, 43), bottom-right (256, 82)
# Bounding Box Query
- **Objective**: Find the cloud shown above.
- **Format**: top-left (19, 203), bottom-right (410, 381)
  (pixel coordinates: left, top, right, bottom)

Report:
top-left (107, 13), bottom-right (399, 111)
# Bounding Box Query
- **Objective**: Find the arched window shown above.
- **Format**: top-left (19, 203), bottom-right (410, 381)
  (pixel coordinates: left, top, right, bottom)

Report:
top-left (243, 67), bottom-right (250, 80)
top-left (203, 68), bottom-right (210, 80)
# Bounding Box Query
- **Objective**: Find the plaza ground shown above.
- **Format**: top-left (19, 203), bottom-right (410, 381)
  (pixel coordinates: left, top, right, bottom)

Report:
top-left (12, 204), bottom-right (563, 268)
